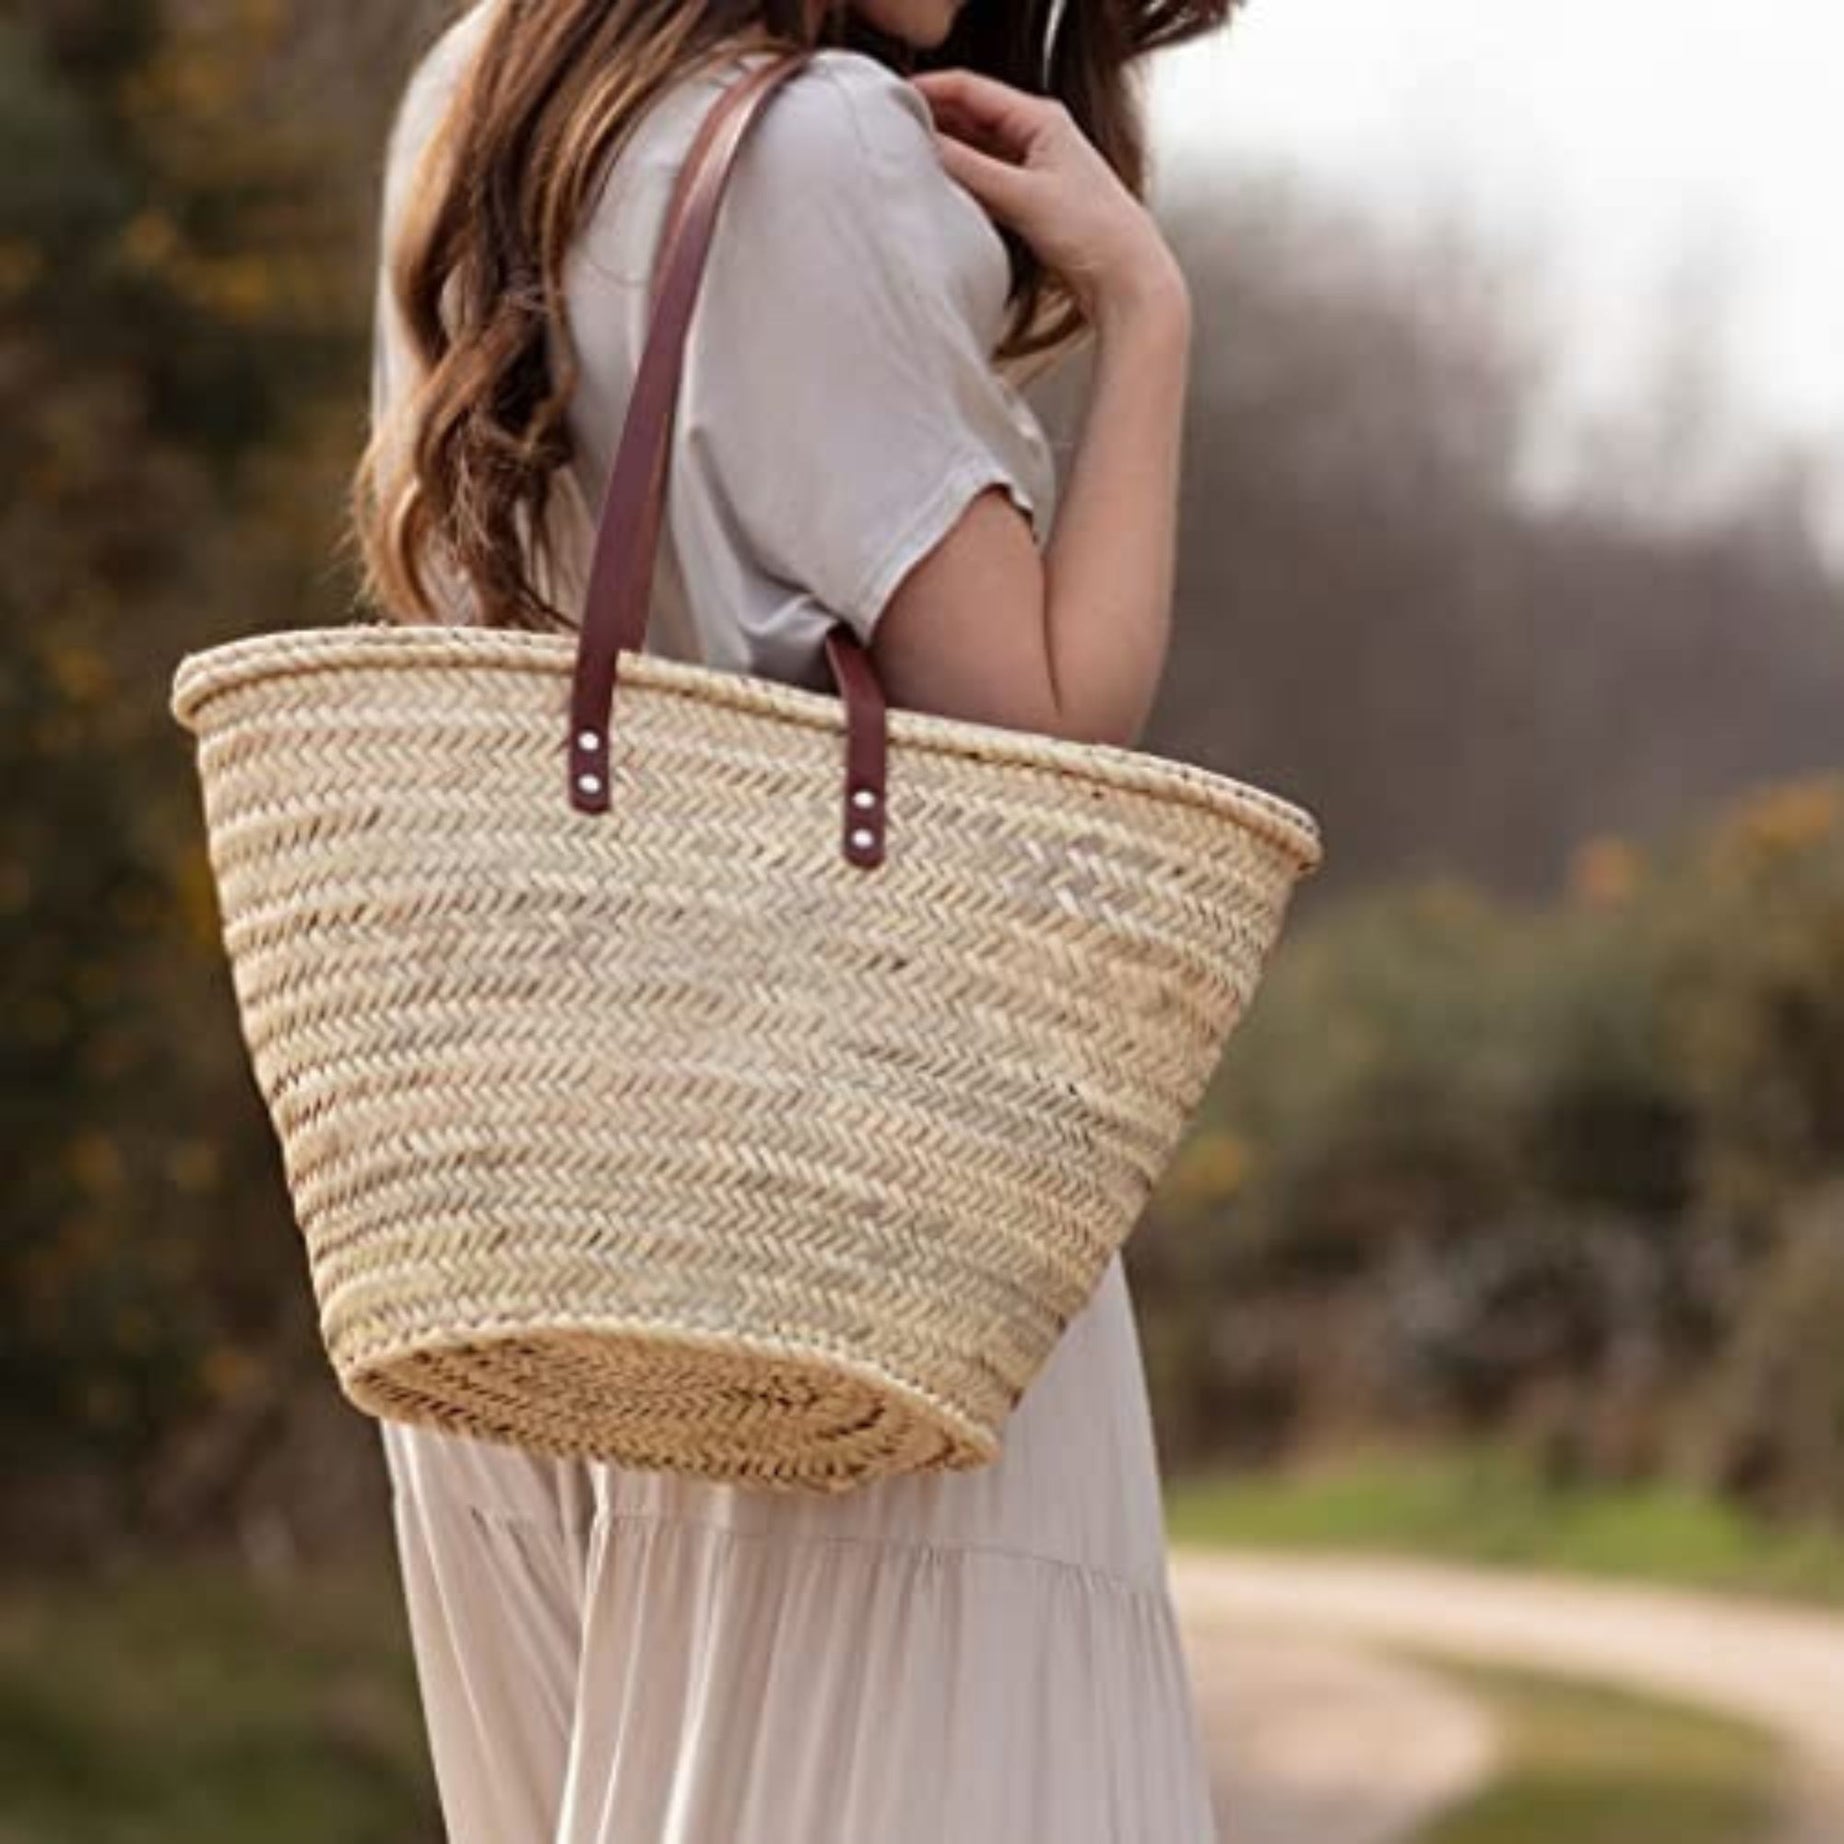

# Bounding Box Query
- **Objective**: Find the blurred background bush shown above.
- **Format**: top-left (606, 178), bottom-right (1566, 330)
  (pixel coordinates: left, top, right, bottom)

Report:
top-left (1138, 780), bottom-right (1844, 1526)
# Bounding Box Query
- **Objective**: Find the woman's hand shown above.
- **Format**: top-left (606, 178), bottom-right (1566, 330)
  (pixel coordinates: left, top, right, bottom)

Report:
top-left (907, 67), bottom-right (1188, 334)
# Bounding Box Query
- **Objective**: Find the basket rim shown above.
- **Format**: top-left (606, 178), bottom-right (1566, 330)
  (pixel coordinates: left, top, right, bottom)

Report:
top-left (171, 623), bottom-right (1324, 872)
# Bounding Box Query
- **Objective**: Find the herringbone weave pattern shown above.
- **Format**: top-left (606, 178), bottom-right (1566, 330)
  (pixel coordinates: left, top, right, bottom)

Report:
top-left (172, 623), bottom-right (1321, 1492)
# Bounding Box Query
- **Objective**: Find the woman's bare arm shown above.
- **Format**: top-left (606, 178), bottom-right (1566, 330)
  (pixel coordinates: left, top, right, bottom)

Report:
top-left (863, 70), bottom-right (1192, 751)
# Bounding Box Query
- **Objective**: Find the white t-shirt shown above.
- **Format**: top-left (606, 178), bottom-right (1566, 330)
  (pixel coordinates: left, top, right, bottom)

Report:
top-left (371, 15), bottom-right (1060, 694)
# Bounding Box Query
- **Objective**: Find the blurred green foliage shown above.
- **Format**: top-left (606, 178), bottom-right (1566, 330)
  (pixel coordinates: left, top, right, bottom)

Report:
top-left (0, 1561), bottom-right (439, 1841)
top-left (0, 0), bottom-right (367, 1562)
top-left (1141, 777), bottom-right (1844, 1525)
top-left (1419, 1662), bottom-right (1779, 1844)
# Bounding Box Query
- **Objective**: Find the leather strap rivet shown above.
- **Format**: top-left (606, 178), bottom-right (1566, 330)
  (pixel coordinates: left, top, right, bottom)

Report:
top-left (577, 730), bottom-right (601, 751)
top-left (850, 827), bottom-right (877, 850)
top-left (851, 788), bottom-right (877, 810)
top-left (577, 773), bottom-right (603, 796)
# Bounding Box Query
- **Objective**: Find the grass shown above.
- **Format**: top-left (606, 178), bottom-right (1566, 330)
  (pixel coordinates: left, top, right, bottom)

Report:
top-left (0, 1560), bottom-right (439, 1844)
top-left (1165, 1445), bottom-right (1844, 1608)
top-left (1412, 1660), bottom-right (1783, 1844)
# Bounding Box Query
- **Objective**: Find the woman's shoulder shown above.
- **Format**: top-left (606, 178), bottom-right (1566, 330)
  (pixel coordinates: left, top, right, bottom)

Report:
top-left (755, 47), bottom-right (940, 169)
top-left (725, 48), bottom-right (1013, 334)
top-left (402, 9), bottom-right (497, 132)
top-left (632, 45), bottom-right (934, 176)
top-left (381, 5), bottom-right (500, 205)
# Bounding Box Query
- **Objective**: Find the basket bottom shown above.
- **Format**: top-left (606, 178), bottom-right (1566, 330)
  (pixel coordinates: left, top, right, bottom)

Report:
top-left (344, 1323), bottom-right (999, 1493)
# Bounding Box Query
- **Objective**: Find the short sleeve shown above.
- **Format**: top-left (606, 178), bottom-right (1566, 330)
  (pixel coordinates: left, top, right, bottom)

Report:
top-left (673, 50), bottom-right (1057, 649)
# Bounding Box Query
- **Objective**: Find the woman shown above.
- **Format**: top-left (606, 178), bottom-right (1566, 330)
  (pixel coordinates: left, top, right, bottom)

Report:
top-left (355, 0), bottom-right (1217, 1836)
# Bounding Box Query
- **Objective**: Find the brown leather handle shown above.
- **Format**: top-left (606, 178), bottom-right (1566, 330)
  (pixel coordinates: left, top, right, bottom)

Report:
top-left (567, 47), bottom-right (890, 870)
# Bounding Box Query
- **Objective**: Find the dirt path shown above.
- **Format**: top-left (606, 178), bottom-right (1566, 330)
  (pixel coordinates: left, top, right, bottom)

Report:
top-left (1179, 1621), bottom-right (1499, 1844)
top-left (1170, 1549), bottom-right (1844, 1844)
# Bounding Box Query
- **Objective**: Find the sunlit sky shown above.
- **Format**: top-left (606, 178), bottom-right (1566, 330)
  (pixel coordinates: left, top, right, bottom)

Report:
top-left (1149, 0), bottom-right (1843, 458)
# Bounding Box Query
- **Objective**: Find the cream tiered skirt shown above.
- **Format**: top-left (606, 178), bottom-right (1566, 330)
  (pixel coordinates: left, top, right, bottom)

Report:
top-left (379, 1251), bottom-right (1220, 1843)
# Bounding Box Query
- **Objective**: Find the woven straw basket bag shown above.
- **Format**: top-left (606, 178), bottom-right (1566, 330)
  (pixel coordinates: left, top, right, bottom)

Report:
top-left (170, 49), bottom-right (1322, 1493)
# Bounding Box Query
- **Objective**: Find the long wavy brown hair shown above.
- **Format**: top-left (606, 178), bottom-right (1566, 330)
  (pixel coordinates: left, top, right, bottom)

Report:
top-left (352, 0), bottom-right (1239, 632)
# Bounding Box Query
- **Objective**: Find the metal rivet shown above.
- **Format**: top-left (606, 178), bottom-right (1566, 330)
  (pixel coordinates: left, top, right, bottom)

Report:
top-left (851, 788), bottom-right (877, 810)
top-left (850, 827), bottom-right (876, 850)
top-left (577, 730), bottom-right (600, 752)
top-left (577, 774), bottom-right (603, 796)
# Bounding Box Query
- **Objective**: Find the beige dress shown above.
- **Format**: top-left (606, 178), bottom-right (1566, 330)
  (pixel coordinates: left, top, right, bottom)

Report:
top-left (370, 14), bottom-right (1219, 1843)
